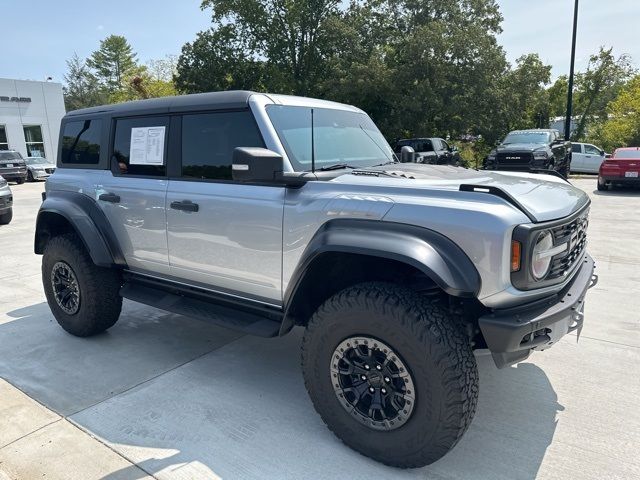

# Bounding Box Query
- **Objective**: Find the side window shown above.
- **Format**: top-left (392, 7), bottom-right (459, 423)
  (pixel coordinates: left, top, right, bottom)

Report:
top-left (423, 140), bottom-right (434, 152)
top-left (440, 139), bottom-right (450, 151)
top-left (584, 144), bottom-right (600, 155)
top-left (60, 119), bottom-right (102, 165)
top-left (571, 144), bottom-right (582, 154)
top-left (112, 117), bottom-right (169, 176)
top-left (181, 110), bottom-right (264, 181)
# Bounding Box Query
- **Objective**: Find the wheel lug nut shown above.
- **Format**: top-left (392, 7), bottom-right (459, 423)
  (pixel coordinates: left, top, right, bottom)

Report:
top-left (375, 365), bottom-right (382, 370)
top-left (361, 375), bottom-right (367, 381)
top-left (364, 365), bottom-right (370, 370)
top-left (381, 388), bottom-right (387, 394)
top-left (384, 376), bottom-right (390, 382)
top-left (369, 387), bottom-right (375, 393)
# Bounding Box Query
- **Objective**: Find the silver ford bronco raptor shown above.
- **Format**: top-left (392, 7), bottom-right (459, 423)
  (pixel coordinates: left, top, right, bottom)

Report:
top-left (35, 91), bottom-right (596, 468)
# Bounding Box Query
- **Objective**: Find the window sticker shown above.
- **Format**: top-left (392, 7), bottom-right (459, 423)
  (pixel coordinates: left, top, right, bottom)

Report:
top-left (129, 126), bottom-right (165, 165)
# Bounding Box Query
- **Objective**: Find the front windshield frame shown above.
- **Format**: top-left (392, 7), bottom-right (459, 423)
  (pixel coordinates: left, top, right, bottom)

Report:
top-left (503, 131), bottom-right (552, 145)
top-left (266, 105), bottom-right (395, 172)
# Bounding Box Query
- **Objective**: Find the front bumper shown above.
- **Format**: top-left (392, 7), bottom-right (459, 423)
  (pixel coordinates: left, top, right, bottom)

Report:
top-left (31, 169), bottom-right (52, 179)
top-left (479, 253), bottom-right (596, 368)
top-left (0, 194), bottom-right (12, 213)
top-left (1, 172), bottom-right (27, 181)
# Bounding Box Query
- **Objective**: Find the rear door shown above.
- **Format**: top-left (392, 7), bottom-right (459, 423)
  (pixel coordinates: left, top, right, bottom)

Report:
top-left (98, 115), bottom-right (171, 275)
top-left (166, 110), bottom-right (284, 304)
top-left (571, 143), bottom-right (584, 172)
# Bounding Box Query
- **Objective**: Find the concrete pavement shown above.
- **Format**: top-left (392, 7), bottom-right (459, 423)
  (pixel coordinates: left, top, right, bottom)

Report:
top-left (0, 178), bottom-right (638, 479)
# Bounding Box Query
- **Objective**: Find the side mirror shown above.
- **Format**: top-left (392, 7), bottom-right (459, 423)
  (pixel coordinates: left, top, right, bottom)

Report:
top-left (600, 149), bottom-right (605, 156)
top-left (232, 147), bottom-right (284, 183)
top-left (400, 145), bottom-right (416, 163)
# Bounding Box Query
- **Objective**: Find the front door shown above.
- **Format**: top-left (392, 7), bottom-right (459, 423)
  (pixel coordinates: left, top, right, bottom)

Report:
top-left (97, 116), bottom-right (170, 275)
top-left (571, 144), bottom-right (584, 172)
top-left (583, 144), bottom-right (604, 173)
top-left (166, 110), bottom-right (284, 304)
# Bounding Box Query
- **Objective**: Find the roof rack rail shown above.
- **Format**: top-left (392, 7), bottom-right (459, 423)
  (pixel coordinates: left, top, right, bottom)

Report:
top-left (459, 184), bottom-right (537, 222)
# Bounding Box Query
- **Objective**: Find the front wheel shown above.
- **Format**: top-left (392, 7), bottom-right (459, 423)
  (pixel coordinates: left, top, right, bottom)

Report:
top-left (301, 282), bottom-right (478, 468)
top-left (15, 177), bottom-right (25, 185)
top-left (42, 233), bottom-right (123, 336)
top-left (27, 170), bottom-right (34, 182)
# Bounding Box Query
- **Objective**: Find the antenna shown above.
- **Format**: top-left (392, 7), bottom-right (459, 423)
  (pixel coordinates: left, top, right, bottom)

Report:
top-left (311, 108), bottom-right (315, 173)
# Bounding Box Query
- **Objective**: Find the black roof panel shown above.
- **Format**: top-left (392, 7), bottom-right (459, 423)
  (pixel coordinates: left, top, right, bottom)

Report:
top-left (66, 90), bottom-right (256, 117)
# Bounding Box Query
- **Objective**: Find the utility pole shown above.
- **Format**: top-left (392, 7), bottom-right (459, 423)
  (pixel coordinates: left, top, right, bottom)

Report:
top-left (565, 0), bottom-right (579, 140)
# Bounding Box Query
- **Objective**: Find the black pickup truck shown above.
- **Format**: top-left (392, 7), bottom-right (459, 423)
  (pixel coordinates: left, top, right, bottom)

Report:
top-left (483, 129), bottom-right (571, 177)
top-left (393, 137), bottom-right (461, 166)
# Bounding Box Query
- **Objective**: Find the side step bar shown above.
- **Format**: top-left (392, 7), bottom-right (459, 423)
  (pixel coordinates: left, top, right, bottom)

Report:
top-left (120, 282), bottom-right (283, 337)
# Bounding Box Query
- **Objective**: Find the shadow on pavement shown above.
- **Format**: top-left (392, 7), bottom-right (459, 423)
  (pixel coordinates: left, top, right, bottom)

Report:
top-left (1, 302), bottom-right (562, 480)
top-left (592, 187), bottom-right (640, 196)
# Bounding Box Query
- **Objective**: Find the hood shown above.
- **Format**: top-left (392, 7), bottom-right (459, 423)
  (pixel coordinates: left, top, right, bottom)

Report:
top-left (332, 164), bottom-right (588, 223)
top-left (496, 143), bottom-right (548, 153)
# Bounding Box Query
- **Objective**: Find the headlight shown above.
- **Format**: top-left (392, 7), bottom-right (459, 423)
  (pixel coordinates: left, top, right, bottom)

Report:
top-left (533, 151), bottom-right (549, 160)
top-left (531, 230), bottom-right (570, 280)
top-left (0, 177), bottom-right (6, 187)
top-left (531, 231), bottom-right (554, 279)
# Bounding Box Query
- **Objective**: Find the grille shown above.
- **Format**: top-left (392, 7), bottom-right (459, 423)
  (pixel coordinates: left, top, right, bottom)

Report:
top-left (496, 152), bottom-right (533, 169)
top-left (547, 210), bottom-right (589, 280)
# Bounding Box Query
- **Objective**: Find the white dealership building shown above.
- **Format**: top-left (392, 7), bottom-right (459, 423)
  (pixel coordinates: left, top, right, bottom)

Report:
top-left (0, 78), bottom-right (65, 160)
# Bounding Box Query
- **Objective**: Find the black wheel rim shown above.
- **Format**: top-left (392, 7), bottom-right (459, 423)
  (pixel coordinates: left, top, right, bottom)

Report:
top-left (51, 261), bottom-right (81, 315)
top-left (330, 336), bottom-right (416, 431)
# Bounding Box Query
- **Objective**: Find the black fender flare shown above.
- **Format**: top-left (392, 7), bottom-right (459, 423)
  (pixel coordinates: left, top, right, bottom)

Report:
top-left (280, 218), bottom-right (481, 334)
top-left (34, 190), bottom-right (126, 268)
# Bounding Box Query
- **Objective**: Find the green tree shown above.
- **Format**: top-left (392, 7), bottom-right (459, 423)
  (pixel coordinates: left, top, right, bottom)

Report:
top-left (589, 75), bottom-right (640, 150)
top-left (62, 53), bottom-right (107, 110)
top-left (87, 35), bottom-right (142, 93)
top-left (572, 47), bottom-right (635, 140)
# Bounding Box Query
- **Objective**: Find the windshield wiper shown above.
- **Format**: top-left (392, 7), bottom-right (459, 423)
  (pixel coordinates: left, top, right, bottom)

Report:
top-left (370, 160), bottom-right (399, 167)
top-left (316, 163), bottom-right (358, 171)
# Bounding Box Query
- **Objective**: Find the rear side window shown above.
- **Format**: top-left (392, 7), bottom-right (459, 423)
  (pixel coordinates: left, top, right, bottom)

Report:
top-left (181, 111), bottom-right (264, 181)
top-left (112, 117), bottom-right (169, 176)
top-left (60, 119), bottom-right (102, 164)
top-left (571, 144), bottom-right (582, 153)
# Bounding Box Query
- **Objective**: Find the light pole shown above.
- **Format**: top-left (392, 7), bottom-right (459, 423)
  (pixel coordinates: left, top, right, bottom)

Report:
top-left (565, 0), bottom-right (579, 140)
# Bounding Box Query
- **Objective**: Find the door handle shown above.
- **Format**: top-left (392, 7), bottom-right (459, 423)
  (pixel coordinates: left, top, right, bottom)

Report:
top-left (99, 193), bottom-right (120, 203)
top-left (170, 200), bottom-right (199, 212)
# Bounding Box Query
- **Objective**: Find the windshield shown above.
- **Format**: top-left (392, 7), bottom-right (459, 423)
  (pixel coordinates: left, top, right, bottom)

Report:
top-left (614, 150), bottom-right (640, 159)
top-left (25, 157), bottom-right (48, 165)
top-left (266, 105), bottom-right (394, 171)
top-left (503, 131), bottom-right (551, 145)
top-left (0, 151), bottom-right (23, 161)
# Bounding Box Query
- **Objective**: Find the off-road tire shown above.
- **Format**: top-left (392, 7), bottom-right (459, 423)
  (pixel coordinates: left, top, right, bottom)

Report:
top-left (301, 282), bottom-right (478, 468)
top-left (0, 209), bottom-right (12, 225)
top-left (42, 233), bottom-right (122, 336)
top-left (15, 177), bottom-right (24, 185)
top-left (27, 170), bottom-right (34, 182)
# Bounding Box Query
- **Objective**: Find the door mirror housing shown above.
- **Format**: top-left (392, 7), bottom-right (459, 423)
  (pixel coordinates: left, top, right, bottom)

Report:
top-left (232, 147), bottom-right (285, 183)
top-left (600, 149), bottom-right (605, 156)
top-left (400, 145), bottom-right (416, 163)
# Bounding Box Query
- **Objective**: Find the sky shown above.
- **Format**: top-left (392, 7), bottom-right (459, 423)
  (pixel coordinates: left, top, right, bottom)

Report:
top-left (1, 0), bottom-right (639, 84)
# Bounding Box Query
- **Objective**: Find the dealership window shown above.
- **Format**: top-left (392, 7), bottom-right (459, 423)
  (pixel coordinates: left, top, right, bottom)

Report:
top-left (23, 125), bottom-right (46, 158)
top-left (181, 111), bottom-right (265, 181)
top-left (61, 119), bottom-right (102, 164)
top-left (0, 125), bottom-right (8, 150)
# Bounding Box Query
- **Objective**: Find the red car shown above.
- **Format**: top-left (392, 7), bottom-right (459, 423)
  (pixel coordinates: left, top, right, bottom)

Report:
top-left (598, 147), bottom-right (640, 191)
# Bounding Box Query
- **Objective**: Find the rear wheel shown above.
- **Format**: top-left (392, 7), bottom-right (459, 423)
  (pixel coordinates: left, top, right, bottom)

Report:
top-left (15, 177), bottom-right (25, 185)
top-left (0, 208), bottom-right (12, 225)
top-left (301, 282), bottom-right (478, 468)
top-left (42, 233), bottom-right (122, 336)
top-left (597, 176), bottom-right (608, 191)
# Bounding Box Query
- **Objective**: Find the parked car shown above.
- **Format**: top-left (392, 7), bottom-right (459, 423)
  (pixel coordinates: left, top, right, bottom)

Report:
top-left (598, 147), bottom-right (640, 191)
top-left (393, 137), bottom-right (461, 166)
top-left (571, 142), bottom-right (607, 174)
top-left (484, 129), bottom-right (572, 177)
top-left (35, 91), bottom-right (596, 468)
top-left (25, 156), bottom-right (56, 181)
top-left (0, 175), bottom-right (13, 224)
top-left (0, 150), bottom-right (27, 184)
